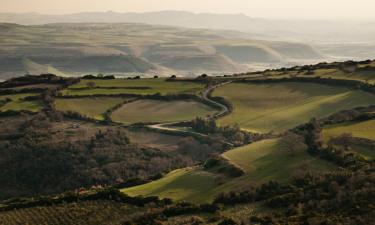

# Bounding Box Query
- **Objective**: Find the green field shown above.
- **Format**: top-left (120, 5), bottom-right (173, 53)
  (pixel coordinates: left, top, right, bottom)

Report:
top-left (55, 97), bottom-right (129, 120)
top-left (111, 99), bottom-right (216, 125)
top-left (213, 82), bottom-right (375, 133)
top-left (123, 138), bottom-right (336, 203)
top-left (61, 78), bottom-right (205, 96)
top-left (0, 100), bottom-right (42, 112)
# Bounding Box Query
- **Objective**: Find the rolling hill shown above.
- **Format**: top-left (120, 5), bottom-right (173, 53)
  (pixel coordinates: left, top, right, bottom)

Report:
top-left (123, 138), bottom-right (336, 203)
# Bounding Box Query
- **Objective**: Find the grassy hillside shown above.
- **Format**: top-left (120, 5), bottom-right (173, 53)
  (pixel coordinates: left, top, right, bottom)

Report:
top-left (123, 138), bottom-right (336, 203)
top-left (54, 97), bottom-right (129, 120)
top-left (213, 82), bottom-right (375, 133)
top-left (111, 99), bottom-right (216, 125)
top-left (61, 78), bottom-right (205, 96)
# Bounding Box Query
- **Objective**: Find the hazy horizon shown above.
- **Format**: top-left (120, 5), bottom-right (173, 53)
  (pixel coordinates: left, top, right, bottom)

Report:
top-left (1, 0), bottom-right (375, 21)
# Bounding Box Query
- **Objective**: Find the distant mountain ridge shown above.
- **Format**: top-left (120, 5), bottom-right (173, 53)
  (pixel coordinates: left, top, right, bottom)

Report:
top-left (1, 11), bottom-right (375, 43)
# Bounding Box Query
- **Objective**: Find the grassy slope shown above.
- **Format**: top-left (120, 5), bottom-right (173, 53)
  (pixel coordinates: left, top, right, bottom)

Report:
top-left (54, 97), bottom-right (128, 120)
top-left (213, 82), bottom-right (375, 133)
top-left (322, 120), bottom-right (375, 159)
top-left (0, 93), bottom-right (41, 112)
top-left (123, 138), bottom-right (336, 203)
top-left (111, 99), bottom-right (216, 124)
top-left (61, 78), bottom-right (205, 96)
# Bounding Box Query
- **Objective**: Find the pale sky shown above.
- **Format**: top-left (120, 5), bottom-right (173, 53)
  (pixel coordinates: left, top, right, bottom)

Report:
top-left (1, 0), bottom-right (375, 20)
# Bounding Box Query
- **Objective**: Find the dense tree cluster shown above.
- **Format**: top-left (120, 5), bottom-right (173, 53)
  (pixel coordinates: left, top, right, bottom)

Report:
top-left (191, 117), bottom-right (265, 146)
top-left (0, 114), bottom-right (195, 199)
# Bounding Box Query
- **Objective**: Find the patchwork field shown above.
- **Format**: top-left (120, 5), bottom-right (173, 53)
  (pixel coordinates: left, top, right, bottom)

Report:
top-left (111, 99), bottom-right (216, 125)
top-left (54, 97), bottom-right (129, 120)
top-left (62, 78), bottom-right (205, 96)
top-left (123, 138), bottom-right (336, 203)
top-left (213, 82), bottom-right (375, 133)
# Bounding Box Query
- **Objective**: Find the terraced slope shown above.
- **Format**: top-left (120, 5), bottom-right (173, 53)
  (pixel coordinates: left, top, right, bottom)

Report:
top-left (123, 138), bottom-right (336, 203)
top-left (111, 99), bottom-right (216, 125)
top-left (55, 97), bottom-right (129, 120)
top-left (213, 82), bottom-right (375, 133)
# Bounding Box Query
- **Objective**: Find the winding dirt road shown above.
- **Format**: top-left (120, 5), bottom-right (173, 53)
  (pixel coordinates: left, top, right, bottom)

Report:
top-left (147, 81), bottom-right (232, 138)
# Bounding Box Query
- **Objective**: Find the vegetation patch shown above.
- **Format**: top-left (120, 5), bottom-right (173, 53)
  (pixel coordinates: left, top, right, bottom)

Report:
top-left (203, 155), bottom-right (245, 177)
top-left (111, 99), bottom-right (217, 125)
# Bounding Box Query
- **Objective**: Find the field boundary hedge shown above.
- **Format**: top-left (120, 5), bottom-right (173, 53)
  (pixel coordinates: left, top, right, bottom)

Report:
top-left (237, 77), bottom-right (375, 94)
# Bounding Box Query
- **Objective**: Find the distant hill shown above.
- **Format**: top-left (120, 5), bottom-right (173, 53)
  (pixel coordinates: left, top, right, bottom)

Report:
top-left (0, 23), bottom-right (325, 78)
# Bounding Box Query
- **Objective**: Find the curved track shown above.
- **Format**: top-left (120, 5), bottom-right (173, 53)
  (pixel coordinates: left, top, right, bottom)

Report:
top-left (147, 81), bottom-right (232, 138)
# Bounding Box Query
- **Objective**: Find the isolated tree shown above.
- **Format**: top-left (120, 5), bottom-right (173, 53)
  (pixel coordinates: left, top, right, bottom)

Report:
top-left (281, 132), bottom-right (308, 156)
top-left (153, 75), bottom-right (159, 79)
top-left (86, 81), bottom-right (96, 89)
top-left (170, 75), bottom-right (177, 79)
